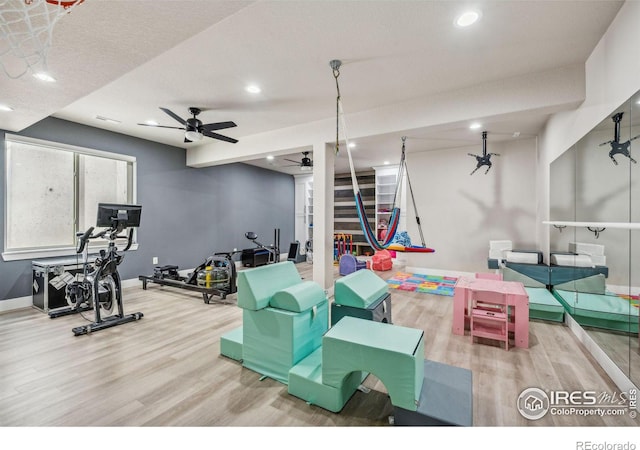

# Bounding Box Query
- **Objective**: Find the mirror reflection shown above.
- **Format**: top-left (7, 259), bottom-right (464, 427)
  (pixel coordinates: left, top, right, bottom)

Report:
top-left (549, 91), bottom-right (640, 388)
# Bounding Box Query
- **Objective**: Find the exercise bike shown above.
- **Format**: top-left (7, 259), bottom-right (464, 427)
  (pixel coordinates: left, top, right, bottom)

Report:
top-left (55, 203), bottom-right (144, 336)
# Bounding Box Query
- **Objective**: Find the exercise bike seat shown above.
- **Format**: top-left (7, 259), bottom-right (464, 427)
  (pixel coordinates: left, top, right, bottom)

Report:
top-left (245, 232), bottom-right (258, 241)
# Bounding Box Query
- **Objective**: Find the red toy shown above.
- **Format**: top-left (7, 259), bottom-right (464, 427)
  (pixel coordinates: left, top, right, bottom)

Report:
top-left (371, 249), bottom-right (393, 271)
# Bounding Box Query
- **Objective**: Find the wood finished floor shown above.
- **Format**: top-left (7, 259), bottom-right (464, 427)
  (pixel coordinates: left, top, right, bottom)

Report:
top-left (1, 262), bottom-right (638, 427)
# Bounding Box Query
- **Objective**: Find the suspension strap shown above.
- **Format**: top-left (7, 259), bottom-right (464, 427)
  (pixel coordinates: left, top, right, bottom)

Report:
top-left (402, 138), bottom-right (426, 247)
top-left (331, 60), bottom-right (341, 156)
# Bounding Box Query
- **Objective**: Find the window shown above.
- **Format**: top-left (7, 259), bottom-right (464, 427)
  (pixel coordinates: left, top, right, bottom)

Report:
top-left (3, 134), bottom-right (136, 260)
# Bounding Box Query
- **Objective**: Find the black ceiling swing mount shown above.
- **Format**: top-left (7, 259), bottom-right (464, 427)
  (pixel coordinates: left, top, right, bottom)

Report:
top-left (138, 107), bottom-right (238, 144)
top-left (468, 130), bottom-right (499, 175)
top-left (599, 112), bottom-right (638, 165)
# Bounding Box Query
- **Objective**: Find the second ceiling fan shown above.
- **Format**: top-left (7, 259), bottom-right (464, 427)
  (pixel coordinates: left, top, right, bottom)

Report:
top-left (284, 151), bottom-right (313, 171)
top-left (139, 107), bottom-right (238, 144)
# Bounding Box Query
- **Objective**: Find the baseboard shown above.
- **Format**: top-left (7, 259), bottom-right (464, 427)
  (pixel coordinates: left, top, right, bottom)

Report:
top-left (0, 295), bottom-right (32, 313)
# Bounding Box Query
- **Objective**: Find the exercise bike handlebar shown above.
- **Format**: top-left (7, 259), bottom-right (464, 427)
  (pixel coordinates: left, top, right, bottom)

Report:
top-left (76, 227), bottom-right (95, 254)
top-left (121, 228), bottom-right (134, 252)
top-left (75, 226), bottom-right (134, 254)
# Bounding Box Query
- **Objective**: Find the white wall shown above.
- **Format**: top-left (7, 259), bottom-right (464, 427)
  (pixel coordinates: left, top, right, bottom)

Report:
top-left (538, 0), bottom-right (640, 257)
top-left (403, 137), bottom-right (538, 272)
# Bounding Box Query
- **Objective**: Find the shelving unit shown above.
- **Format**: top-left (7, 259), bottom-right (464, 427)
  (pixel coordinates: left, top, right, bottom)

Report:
top-left (294, 174), bottom-right (313, 250)
top-left (334, 171), bottom-right (375, 256)
top-left (306, 180), bottom-right (313, 245)
top-left (374, 166), bottom-right (399, 241)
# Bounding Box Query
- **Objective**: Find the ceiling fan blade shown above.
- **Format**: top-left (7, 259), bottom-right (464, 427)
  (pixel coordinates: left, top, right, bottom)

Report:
top-left (283, 158), bottom-right (301, 164)
top-left (202, 121), bottom-right (237, 132)
top-left (137, 123), bottom-right (185, 130)
top-left (202, 130), bottom-right (238, 144)
top-left (160, 107), bottom-right (187, 125)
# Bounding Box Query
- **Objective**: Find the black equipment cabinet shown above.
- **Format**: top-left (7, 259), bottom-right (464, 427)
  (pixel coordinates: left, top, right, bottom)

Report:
top-left (241, 248), bottom-right (271, 267)
top-left (32, 257), bottom-right (93, 313)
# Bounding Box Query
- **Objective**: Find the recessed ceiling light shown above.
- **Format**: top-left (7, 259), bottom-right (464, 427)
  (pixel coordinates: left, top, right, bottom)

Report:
top-left (348, 142), bottom-right (356, 148)
top-left (246, 84), bottom-right (261, 94)
top-left (145, 120), bottom-right (159, 126)
top-left (266, 155), bottom-right (274, 160)
top-left (0, 104), bottom-right (14, 112)
top-left (383, 161), bottom-right (390, 165)
top-left (455, 10), bottom-right (481, 28)
top-left (469, 122), bottom-right (482, 130)
top-left (33, 72), bottom-right (56, 82)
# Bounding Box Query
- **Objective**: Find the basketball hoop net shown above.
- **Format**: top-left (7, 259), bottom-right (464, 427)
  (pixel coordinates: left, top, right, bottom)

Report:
top-left (0, 0), bottom-right (84, 79)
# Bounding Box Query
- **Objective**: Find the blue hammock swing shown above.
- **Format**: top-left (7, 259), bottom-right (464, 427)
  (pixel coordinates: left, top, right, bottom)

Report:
top-left (332, 60), bottom-right (434, 253)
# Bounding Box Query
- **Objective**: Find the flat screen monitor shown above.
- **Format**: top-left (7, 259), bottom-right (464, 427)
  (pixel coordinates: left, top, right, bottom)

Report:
top-left (287, 242), bottom-right (300, 260)
top-left (96, 203), bottom-right (142, 229)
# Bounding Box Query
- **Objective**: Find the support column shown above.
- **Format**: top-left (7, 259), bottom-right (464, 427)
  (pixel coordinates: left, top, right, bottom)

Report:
top-left (312, 142), bottom-right (335, 292)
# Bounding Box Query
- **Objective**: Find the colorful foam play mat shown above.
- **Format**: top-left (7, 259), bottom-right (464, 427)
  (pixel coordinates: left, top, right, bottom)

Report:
top-left (616, 293), bottom-right (639, 308)
top-left (387, 272), bottom-right (458, 296)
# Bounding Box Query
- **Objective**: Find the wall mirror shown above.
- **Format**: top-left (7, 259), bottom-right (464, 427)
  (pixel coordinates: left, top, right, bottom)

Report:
top-left (549, 90), bottom-right (640, 389)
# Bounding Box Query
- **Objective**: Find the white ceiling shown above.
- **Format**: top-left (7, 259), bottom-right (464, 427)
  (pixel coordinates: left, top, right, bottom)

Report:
top-left (0, 0), bottom-right (625, 175)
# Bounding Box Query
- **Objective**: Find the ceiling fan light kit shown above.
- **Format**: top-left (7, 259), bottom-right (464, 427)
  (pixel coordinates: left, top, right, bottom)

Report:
top-left (137, 106), bottom-right (238, 144)
top-left (184, 130), bottom-right (203, 141)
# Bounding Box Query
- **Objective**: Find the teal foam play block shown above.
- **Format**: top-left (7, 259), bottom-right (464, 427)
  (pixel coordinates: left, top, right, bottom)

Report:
top-left (220, 326), bottom-right (243, 361)
top-left (334, 269), bottom-right (388, 309)
top-left (242, 301), bottom-right (329, 384)
top-left (525, 287), bottom-right (565, 322)
top-left (237, 261), bottom-right (302, 311)
top-left (270, 281), bottom-right (327, 312)
top-left (331, 293), bottom-right (392, 326)
top-left (288, 347), bottom-right (363, 413)
top-left (322, 316), bottom-right (424, 411)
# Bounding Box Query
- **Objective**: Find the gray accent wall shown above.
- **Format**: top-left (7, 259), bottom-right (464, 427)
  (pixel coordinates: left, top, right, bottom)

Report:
top-left (0, 117), bottom-right (294, 301)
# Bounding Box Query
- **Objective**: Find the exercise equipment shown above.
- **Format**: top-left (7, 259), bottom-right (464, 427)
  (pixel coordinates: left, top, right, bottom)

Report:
top-left (139, 250), bottom-right (239, 303)
top-left (241, 229), bottom-right (280, 267)
top-left (287, 241), bottom-right (307, 263)
top-left (330, 59), bottom-right (434, 253)
top-left (53, 203), bottom-right (144, 336)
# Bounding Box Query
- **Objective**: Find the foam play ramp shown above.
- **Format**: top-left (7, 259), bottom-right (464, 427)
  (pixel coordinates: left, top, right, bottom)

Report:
top-left (288, 316), bottom-right (473, 425)
top-left (288, 316), bottom-right (424, 412)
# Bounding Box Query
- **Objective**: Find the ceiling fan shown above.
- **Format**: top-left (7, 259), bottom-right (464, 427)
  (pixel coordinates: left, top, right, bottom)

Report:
top-left (283, 151), bottom-right (313, 171)
top-left (138, 107), bottom-right (238, 144)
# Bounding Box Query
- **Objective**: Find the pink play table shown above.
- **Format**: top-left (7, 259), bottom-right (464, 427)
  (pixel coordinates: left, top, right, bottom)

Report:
top-left (453, 276), bottom-right (529, 348)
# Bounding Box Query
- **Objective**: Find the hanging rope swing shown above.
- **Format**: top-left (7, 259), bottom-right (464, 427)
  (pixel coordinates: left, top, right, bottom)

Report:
top-left (331, 60), bottom-right (434, 253)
